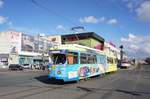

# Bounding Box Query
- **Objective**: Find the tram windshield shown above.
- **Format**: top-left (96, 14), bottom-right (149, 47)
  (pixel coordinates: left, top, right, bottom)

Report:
top-left (51, 54), bottom-right (66, 65)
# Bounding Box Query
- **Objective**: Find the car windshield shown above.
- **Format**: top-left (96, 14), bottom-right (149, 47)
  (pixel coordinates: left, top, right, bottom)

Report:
top-left (51, 54), bottom-right (66, 65)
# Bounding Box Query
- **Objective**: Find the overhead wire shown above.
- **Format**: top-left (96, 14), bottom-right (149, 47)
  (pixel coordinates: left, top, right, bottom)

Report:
top-left (30, 0), bottom-right (79, 27)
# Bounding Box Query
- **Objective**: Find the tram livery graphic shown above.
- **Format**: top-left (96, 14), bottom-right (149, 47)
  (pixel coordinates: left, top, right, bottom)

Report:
top-left (48, 44), bottom-right (117, 82)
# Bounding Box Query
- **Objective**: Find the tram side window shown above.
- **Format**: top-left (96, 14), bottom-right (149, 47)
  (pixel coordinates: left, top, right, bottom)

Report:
top-left (80, 53), bottom-right (87, 64)
top-left (88, 55), bottom-right (97, 64)
top-left (107, 57), bottom-right (113, 64)
top-left (99, 55), bottom-right (106, 64)
top-left (67, 52), bottom-right (78, 65)
top-left (51, 54), bottom-right (66, 64)
top-left (80, 53), bottom-right (97, 64)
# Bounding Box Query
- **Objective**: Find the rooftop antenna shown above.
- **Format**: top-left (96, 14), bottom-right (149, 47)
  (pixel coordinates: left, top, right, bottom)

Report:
top-left (70, 26), bottom-right (85, 41)
top-left (71, 26), bottom-right (85, 33)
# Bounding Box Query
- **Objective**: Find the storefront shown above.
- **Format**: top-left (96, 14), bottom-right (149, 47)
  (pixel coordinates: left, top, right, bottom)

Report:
top-left (19, 55), bottom-right (33, 65)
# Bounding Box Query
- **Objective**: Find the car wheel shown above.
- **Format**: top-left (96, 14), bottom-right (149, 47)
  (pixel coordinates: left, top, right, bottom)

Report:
top-left (19, 67), bottom-right (23, 70)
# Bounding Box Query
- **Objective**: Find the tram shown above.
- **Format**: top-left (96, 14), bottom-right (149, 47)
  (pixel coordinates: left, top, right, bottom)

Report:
top-left (48, 44), bottom-right (116, 82)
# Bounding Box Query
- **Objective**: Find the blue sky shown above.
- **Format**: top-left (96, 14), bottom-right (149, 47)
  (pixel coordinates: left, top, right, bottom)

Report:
top-left (0, 0), bottom-right (150, 58)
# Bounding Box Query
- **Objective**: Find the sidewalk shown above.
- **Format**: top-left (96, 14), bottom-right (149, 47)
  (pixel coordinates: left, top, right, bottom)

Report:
top-left (0, 67), bottom-right (47, 73)
top-left (0, 68), bottom-right (9, 72)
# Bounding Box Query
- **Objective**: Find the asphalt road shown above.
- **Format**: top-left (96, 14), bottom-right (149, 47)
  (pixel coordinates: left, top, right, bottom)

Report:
top-left (0, 65), bottom-right (150, 99)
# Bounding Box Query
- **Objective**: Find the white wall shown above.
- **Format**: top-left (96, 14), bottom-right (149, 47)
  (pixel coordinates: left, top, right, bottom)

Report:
top-left (47, 35), bottom-right (62, 44)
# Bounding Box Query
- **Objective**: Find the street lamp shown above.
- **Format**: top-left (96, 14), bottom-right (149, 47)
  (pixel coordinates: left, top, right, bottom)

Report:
top-left (119, 45), bottom-right (123, 67)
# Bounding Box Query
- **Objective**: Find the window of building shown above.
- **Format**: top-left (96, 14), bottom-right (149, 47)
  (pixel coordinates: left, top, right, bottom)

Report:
top-left (80, 53), bottom-right (87, 64)
top-left (99, 55), bottom-right (106, 64)
top-left (51, 38), bottom-right (56, 42)
top-left (87, 54), bottom-right (97, 64)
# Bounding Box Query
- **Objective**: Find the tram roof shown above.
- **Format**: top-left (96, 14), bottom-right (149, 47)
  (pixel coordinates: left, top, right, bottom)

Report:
top-left (50, 44), bottom-right (105, 55)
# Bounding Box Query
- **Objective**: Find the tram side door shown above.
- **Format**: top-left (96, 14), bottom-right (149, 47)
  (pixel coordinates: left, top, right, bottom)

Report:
top-left (66, 52), bottom-right (79, 80)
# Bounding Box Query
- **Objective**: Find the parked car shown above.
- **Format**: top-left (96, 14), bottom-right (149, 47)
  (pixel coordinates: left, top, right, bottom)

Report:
top-left (9, 64), bottom-right (24, 70)
top-left (121, 62), bottom-right (131, 68)
top-left (22, 64), bottom-right (31, 69)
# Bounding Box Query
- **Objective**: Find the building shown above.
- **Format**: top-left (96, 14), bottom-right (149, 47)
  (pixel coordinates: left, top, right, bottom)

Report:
top-left (45, 32), bottom-right (105, 51)
top-left (61, 32), bottom-right (105, 50)
top-left (0, 30), bottom-right (56, 68)
top-left (104, 42), bottom-right (120, 60)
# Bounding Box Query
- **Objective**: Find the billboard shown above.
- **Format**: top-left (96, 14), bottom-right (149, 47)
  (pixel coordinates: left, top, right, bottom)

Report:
top-left (8, 31), bottom-right (22, 53)
top-left (21, 34), bottom-right (52, 54)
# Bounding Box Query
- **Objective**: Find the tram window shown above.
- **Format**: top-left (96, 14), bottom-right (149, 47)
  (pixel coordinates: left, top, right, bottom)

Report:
top-left (88, 55), bottom-right (97, 64)
top-left (67, 52), bottom-right (78, 64)
top-left (114, 58), bottom-right (118, 64)
top-left (51, 54), bottom-right (66, 64)
top-left (80, 53), bottom-right (88, 64)
top-left (107, 57), bottom-right (113, 64)
top-left (99, 55), bottom-right (105, 64)
top-left (80, 53), bottom-right (97, 64)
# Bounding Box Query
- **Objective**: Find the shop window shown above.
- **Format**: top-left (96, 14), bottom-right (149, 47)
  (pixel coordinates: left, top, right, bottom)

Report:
top-left (99, 55), bottom-right (106, 64)
top-left (88, 55), bottom-right (97, 64)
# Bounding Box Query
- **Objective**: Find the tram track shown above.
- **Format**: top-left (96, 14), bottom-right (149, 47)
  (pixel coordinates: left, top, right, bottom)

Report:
top-left (0, 68), bottom-right (136, 99)
top-left (0, 84), bottom-right (65, 99)
top-left (0, 76), bottom-right (105, 99)
top-left (0, 79), bottom-right (82, 99)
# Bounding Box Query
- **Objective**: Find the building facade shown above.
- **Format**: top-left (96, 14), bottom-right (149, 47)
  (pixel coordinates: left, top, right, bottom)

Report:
top-left (0, 30), bottom-right (56, 68)
top-left (104, 42), bottom-right (120, 60)
top-left (61, 32), bottom-right (105, 50)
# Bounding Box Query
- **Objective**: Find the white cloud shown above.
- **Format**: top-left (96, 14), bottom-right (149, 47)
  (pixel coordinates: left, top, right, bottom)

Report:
top-left (56, 25), bottom-right (66, 31)
top-left (129, 33), bottom-right (136, 39)
top-left (0, 0), bottom-right (4, 8)
top-left (79, 16), bottom-right (99, 24)
top-left (107, 18), bottom-right (118, 25)
top-left (135, 1), bottom-right (150, 22)
top-left (99, 17), bottom-right (106, 22)
top-left (122, 0), bottom-right (150, 22)
top-left (0, 16), bottom-right (7, 24)
top-left (121, 33), bottom-right (150, 58)
top-left (79, 16), bottom-right (118, 25)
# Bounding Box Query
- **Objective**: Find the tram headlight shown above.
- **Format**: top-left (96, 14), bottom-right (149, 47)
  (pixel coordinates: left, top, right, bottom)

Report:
top-left (57, 71), bottom-right (61, 74)
top-left (48, 68), bottom-right (51, 73)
